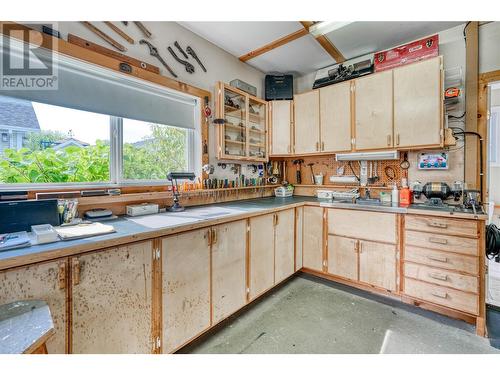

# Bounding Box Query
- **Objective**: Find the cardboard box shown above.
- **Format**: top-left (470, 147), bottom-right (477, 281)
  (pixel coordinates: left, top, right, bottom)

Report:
top-left (374, 34), bottom-right (439, 72)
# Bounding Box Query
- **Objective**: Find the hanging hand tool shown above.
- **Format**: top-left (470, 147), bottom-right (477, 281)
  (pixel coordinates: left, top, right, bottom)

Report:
top-left (80, 21), bottom-right (126, 52)
top-left (186, 46), bottom-right (207, 72)
top-left (307, 163), bottom-right (315, 184)
top-left (167, 46), bottom-right (195, 73)
top-left (292, 159), bottom-right (304, 184)
top-left (139, 39), bottom-right (177, 78)
top-left (104, 21), bottom-right (135, 44)
top-left (68, 34), bottom-right (159, 74)
top-left (174, 41), bottom-right (189, 59)
top-left (134, 21), bottom-right (152, 38)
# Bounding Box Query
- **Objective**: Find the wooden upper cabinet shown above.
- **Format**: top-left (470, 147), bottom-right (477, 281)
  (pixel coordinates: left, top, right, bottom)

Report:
top-left (249, 213), bottom-right (275, 300)
top-left (269, 100), bottom-right (292, 156)
top-left (294, 90), bottom-right (320, 154)
top-left (211, 220), bottom-right (247, 324)
top-left (394, 56), bottom-right (443, 148)
top-left (274, 209), bottom-right (296, 283)
top-left (358, 240), bottom-right (397, 291)
top-left (0, 260), bottom-right (68, 354)
top-left (216, 82), bottom-right (268, 162)
top-left (71, 242), bottom-right (153, 354)
top-left (354, 70), bottom-right (393, 150)
top-left (162, 228), bottom-right (211, 353)
top-left (320, 81), bottom-right (352, 152)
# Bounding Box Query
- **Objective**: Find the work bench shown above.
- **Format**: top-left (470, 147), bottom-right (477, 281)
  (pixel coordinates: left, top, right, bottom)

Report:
top-left (0, 196), bottom-right (488, 353)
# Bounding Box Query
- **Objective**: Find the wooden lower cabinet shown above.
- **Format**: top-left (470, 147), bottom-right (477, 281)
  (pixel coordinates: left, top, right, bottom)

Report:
top-left (0, 260), bottom-right (68, 354)
top-left (302, 206), bottom-right (324, 271)
top-left (162, 228), bottom-right (211, 353)
top-left (359, 240), bottom-right (397, 291)
top-left (71, 241), bottom-right (153, 353)
top-left (211, 220), bottom-right (247, 324)
top-left (249, 213), bottom-right (275, 300)
top-left (274, 209), bottom-right (295, 283)
top-left (295, 207), bottom-right (303, 271)
top-left (327, 235), bottom-right (357, 280)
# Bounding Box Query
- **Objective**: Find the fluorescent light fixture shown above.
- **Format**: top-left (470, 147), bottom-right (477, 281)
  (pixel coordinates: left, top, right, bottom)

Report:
top-left (309, 21), bottom-right (354, 37)
top-left (336, 151), bottom-right (400, 161)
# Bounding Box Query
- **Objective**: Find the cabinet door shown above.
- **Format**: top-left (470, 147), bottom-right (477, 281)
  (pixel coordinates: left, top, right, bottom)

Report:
top-left (302, 206), bottom-right (324, 272)
top-left (320, 81), bottom-right (352, 152)
top-left (0, 260), bottom-right (67, 354)
top-left (248, 97), bottom-right (268, 160)
top-left (211, 220), bottom-right (247, 324)
top-left (249, 213), bottom-right (275, 300)
top-left (71, 241), bottom-right (153, 353)
top-left (162, 229), bottom-right (211, 353)
top-left (270, 100), bottom-right (292, 155)
top-left (359, 240), bottom-right (397, 291)
top-left (274, 209), bottom-right (296, 283)
top-left (327, 235), bottom-right (358, 280)
top-left (218, 83), bottom-right (248, 159)
top-left (354, 71), bottom-right (393, 150)
top-left (394, 57), bottom-right (443, 148)
top-left (295, 206), bottom-right (303, 271)
top-left (294, 90), bottom-right (320, 154)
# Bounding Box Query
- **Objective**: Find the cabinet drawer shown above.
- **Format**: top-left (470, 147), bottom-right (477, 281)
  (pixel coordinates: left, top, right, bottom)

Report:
top-left (405, 230), bottom-right (478, 256)
top-left (404, 246), bottom-right (478, 275)
top-left (405, 215), bottom-right (478, 238)
top-left (404, 263), bottom-right (478, 293)
top-left (328, 209), bottom-right (396, 244)
top-left (404, 278), bottom-right (478, 315)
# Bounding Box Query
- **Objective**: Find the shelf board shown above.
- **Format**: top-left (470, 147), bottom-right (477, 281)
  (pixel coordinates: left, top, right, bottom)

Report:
top-left (249, 142), bottom-right (265, 148)
top-left (225, 123), bottom-right (246, 131)
top-left (225, 139), bottom-right (245, 145)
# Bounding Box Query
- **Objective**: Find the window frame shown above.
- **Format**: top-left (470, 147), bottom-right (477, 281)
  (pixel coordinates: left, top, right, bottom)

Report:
top-left (0, 103), bottom-right (201, 190)
top-left (490, 106), bottom-right (500, 167)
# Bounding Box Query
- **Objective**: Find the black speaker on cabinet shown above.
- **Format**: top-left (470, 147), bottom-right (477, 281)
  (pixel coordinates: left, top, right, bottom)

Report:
top-left (265, 74), bottom-right (293, 101)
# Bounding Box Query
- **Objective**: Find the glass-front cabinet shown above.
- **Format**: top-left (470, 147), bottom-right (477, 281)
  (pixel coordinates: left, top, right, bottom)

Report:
top-left (216, 82), bottom-right (268, 162)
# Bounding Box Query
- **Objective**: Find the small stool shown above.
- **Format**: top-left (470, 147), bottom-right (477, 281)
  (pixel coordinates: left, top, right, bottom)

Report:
top-left (0, 300), bottom-right (55, 354)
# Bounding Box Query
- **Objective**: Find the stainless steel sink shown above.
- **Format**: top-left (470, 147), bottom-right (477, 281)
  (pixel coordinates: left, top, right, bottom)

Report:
top-left (355, 198), bottom-right (382, 206)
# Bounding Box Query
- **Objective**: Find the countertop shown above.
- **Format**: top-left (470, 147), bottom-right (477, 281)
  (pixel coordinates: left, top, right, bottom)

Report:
top-left (0, 196), bottom-right (487, 271)
top-left (0, 300), bottom-right (54, 354)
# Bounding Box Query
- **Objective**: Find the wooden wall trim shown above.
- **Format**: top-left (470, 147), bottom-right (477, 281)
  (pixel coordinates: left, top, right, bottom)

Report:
top-left (464, 22), bottom-right (479, 190)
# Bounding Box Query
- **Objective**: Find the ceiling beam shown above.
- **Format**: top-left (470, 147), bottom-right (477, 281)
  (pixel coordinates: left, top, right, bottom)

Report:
top-left (239, 28), bottom-right (309, 62)
top-left (300, 21), bottom-right (345, 62)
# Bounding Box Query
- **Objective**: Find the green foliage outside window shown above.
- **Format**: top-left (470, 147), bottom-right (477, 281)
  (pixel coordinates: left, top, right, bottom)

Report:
top-left (0, 124), bottom-right (187, 184)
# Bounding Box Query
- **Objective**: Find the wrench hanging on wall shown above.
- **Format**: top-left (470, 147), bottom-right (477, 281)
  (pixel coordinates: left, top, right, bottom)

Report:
top-left (186, 46), bottom-right (207, 72)
top-left (167, 46), bottom-right (195, 73)
top-left (139, 39), bottom-right (177, 78)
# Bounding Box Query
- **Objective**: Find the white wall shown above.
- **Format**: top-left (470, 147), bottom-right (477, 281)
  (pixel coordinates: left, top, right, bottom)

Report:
top-left (34, 22), bottom-right (266, 180)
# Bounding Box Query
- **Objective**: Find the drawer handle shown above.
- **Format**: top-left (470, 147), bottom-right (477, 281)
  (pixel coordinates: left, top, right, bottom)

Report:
top-left (428, 237), bottom-right (448, 245)
top-left (427, 221), bottom-right (448, 229)
top-left (428, 272), bottom-right (448, 281)
top-left (430, 291), bottom-right (448, 299)
top-left (427, 255), bottom-right (448, 263)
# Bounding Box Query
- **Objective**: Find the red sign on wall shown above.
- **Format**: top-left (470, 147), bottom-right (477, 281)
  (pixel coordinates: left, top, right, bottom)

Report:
top-left (374, 35), bottom-right (439, 72)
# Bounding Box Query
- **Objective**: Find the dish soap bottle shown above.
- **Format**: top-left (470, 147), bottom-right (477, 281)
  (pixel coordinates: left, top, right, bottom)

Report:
top-left (391, 183), bottom-right (399, 207)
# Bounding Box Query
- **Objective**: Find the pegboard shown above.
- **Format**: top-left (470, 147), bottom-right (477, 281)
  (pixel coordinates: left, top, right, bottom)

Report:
top-left (284, 154), bottom-right (409, 188)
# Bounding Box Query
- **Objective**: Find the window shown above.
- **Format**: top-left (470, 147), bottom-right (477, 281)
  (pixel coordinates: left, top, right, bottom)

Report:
top-left (122, 118), bottom-right (192, 181)
top-left (0, 95), bottom-right (196, 186)
top-left (490, 106), bottom-right (500, 166)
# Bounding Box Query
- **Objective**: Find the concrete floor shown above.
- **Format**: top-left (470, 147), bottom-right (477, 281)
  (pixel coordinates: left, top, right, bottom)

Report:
top-left (181, 275), bottom-right (500, 354)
